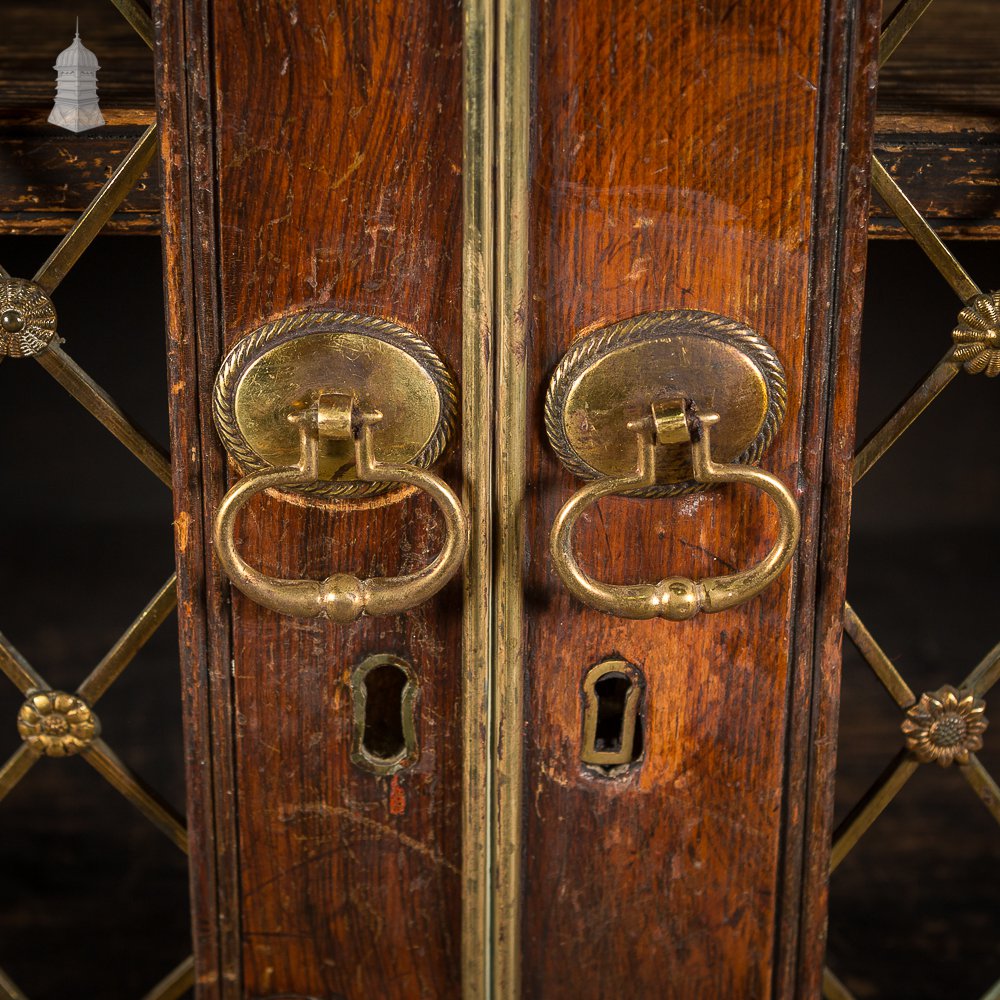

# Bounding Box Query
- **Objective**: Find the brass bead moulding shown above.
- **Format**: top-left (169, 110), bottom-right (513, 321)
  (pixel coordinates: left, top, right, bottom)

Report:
top-left (214, 309), bottom-right (458, 502)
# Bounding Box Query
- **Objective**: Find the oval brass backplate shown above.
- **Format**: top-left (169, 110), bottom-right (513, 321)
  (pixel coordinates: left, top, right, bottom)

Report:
top-left (213, 310), bottom-right (457, 501)
top-left (545, 310), bottom-right (787, 497)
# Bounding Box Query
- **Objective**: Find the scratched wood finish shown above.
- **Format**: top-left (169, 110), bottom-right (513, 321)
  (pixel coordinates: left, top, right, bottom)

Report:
top-left (158, 1), bottom-right (464, 997)
top-left (518, 2), bottom-right (878, 996)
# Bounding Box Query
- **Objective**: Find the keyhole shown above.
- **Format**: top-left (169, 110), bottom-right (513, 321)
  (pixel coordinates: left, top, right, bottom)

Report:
top-left (363, 663), bottom-right (407, 759)
top-left (582, 660), bottom-right (644, 773)
top-left (351, 655), bottom-right (419, 774)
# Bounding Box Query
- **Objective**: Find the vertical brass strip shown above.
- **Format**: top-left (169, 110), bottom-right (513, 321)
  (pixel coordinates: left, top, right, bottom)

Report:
top-left (462, 0), bottom-right (495, 995)
top-left (493, 0), bottom-right (529, 995)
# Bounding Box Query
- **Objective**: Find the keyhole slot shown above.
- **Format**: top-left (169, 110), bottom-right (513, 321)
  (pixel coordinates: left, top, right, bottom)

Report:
top-left (582, 660), bottom-right (644, 774)
top-left (351, 655), bottom-right (419, 775)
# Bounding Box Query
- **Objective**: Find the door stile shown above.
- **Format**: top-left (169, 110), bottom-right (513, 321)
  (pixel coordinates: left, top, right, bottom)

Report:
top-left (776, 2), bottom-right (881, 995)
top-left (155, 0), bottom-right (243, 994)
top-left (462, 0), bottom-right (496, 995)
top-left (493, 0), bottom-right (531, 996)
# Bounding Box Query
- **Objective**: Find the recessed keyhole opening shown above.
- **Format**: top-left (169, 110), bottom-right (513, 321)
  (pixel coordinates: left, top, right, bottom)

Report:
top-left (593, 673), bottom-right (630, 753)
top-left (582, 661), bottom-right (645, 774)
top-left (362, 663), bottom-right (408, 760)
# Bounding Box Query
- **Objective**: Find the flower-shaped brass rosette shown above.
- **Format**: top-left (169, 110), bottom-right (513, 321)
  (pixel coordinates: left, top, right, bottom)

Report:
top-left (17, 690), bottom-right (100, 757)
top-left (0, 276), bottom-right (58, 359)
top-left (901, 685), bottom-right (988, 767)
top-left (953, 292), bottom-right (1000, 377)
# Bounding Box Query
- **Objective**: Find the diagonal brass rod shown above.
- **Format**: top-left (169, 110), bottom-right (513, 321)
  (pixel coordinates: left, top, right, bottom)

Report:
top-left (843, 603), bottom-right (915, 708)
top-left (83, 739), bottom-right (188, 853)
top-left (878, 0), bottom-right (937, 67)
top-left (853, 350), bottom-right (958, 485)
top-left (830, 749), bottom-right (920, 872)
top-left (35, 346), bottom-right (172, 486)
top-left (140, 954), bottom-right (195, 1000)
top-left (0, 633), bottom-right (48, 695)
top-left (870, 159), bottom-right (981, 302)
top-left (0, 745), bottom-right (39, 806)
top-left (980, 975), bottom-right (1000, 1000)
top-left (961, 755), bottom-right (1000, 827)
top-left (0, 963), bottom-right (30, 1000)
top-left (108, 0), bottom-right (155, 50)
top-left (822, 965), bottom-right (858, 1000)
top-left (0, 262), bottom-right (9, 278)
top-left (77, 575), bottom-right (178, 704)
top-left (33, 125), bottom-right (158, 295)
top-left (962, 638), bottom-right (1000, 697)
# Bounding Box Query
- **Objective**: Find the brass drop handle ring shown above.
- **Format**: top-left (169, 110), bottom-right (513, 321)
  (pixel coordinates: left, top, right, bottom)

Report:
top-left (214, 393), bottom-right (468, 621)
top-left (550, 401), bottom-right (800, 621)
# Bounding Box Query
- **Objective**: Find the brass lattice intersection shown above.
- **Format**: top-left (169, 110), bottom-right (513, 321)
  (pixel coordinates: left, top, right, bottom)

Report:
top-left (825, 0), bottom-right (1000, 996)
top-left (0, 3), bottom-right (193, 998)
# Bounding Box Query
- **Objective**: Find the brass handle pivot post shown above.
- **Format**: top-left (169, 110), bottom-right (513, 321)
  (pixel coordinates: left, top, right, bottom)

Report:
top-left (215, 391), bottom-right (468, 621)
top-left (550, 399), bottom-right (800, 621)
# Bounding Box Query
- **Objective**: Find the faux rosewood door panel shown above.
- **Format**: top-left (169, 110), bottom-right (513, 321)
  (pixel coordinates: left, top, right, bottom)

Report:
top-left (158, 1), bottom-right (466, 997)
top-left (504, 1), bottom-right (879, 997)
top-left (156, 0), bottom-right (879, 996)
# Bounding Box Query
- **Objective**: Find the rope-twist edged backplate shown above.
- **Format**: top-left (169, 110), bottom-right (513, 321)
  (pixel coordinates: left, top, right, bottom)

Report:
top-left (213, 310), bottom-right (458, 500)
top-left (544, 310), bottom-right (787, 498)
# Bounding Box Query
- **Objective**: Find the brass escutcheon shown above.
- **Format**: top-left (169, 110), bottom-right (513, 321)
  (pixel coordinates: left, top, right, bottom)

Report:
top-left (214, 309), bottom-right (458, 502)
top-left (545, 310), bottom-right (786, 497)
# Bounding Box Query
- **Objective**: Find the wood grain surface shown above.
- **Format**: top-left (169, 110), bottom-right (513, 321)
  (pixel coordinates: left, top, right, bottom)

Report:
top-left (158, 1), bottom-right (464, 997)
top-left (517, 2), bottom-right (877, 996)
top-left (158, 0), bottom-right (880, 995)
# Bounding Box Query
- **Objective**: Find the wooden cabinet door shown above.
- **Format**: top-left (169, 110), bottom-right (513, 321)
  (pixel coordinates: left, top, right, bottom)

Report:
top-left (155, 1), bottom-right (879, 997)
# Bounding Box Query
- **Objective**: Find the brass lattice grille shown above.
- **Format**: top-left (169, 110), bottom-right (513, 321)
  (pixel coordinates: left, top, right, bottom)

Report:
top-left (824, 1), bottom-right (1000, 997)
top-left (0, 3), bottom-right (192, 998)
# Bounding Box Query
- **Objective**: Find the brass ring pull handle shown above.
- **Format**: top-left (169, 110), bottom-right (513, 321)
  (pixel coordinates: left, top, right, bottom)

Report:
top-left (214, 392), bottom-right (469, 621)
top-left (550, 400), bottom-right (800, 621)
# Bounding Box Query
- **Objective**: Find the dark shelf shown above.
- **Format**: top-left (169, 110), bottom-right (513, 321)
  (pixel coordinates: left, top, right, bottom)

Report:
top-left (872, 0), bottom-right (1000, 238)
top-left (0, 1), bottom-right (160, 236)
